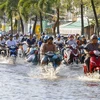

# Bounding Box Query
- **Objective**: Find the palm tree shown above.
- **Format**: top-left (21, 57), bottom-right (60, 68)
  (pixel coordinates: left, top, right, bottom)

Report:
top-left (18, 0), bottom-right (41, 35)
top-left (0, 0), bottom-right (24, 34)
top-left (39, 0), bottom-right (70, 37)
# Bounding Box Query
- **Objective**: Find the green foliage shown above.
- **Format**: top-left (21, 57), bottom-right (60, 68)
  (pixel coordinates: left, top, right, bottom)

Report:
top-left (0, 0), bottom-right (100, 24)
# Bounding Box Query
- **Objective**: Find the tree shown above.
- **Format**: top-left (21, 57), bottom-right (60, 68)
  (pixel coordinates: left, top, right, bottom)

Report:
top-left (0, 0), bottom-right (24, 34)
top-left (39, 0), bottom-right (71, 37)
top-left (18, 0), bottom-right (41, 35)
top-left (91, 0), bottom-right (99, 36)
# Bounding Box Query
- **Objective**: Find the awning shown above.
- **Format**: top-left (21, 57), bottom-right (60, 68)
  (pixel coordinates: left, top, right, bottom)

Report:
top-left (60, 18), bottom-right (88, 35)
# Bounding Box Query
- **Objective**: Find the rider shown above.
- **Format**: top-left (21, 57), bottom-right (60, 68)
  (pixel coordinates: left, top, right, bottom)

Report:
top-left (67, 35), bottom-right (77, 46)
top-left (6, 34), bottom-right (17, 47)
top-left (26, 34), bottom-right (36, 55)
top-left (65, 35), bottom-right (79, 64)
top-left (40, 36), bottom-right (61, 67)
top-left (54, 34), bottom-right (64, 49)
top-left (6, 34), bottom-right (18, 56)
top-left (81, 35), bottom-right (87, 45)
top-left (27, 34), bottom-right (36, 46)
top-left (84, 34), bottom-right (100, 73)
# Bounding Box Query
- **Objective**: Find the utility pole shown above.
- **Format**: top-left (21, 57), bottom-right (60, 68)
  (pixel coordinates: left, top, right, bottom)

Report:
top-left (81, 0), bottom-right (84, 35)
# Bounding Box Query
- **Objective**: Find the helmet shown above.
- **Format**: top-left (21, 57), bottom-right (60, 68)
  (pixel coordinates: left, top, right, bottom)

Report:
top-left (48, 36), bottom-right (53, 40)
top-left (90, 34), bottom-right (97, 40)
top-left (9, 34), bottom-right (13, 37)
top-left (57, 34), bottom-right (61, 38)
top-left (81, 35), bottom-right (85, 38)
top-left (43, 35), bottom-right (49, 41)
top-left (42, 32), bottom-right (45, 35)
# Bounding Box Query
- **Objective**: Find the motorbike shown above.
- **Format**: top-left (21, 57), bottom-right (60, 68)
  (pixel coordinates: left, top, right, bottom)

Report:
top-left (8, 45), bottom-right (17, 64)
top-left (42, 51), bottom-right (61, 72)
top-left (64, 44), bottom-right (80, 65)
top-left (83, 50), bottom-right (100, 74)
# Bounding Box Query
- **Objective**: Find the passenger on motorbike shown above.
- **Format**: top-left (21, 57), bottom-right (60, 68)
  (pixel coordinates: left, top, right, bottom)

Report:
top-left (84, 34), bottom-right (100, 73)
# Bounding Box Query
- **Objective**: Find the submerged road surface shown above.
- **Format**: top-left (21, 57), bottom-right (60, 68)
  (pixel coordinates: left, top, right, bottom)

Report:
top-left (0, 57), bottom-right (100, 100)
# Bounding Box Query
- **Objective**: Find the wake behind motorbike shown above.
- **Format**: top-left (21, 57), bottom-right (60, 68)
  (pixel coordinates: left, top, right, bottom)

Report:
top-left (83, 50), bottom-right (100, 75)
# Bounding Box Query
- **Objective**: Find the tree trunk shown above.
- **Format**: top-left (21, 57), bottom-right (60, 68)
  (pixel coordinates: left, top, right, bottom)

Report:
top-left (52, 8), bottom-right (60, 38)
top-left (14, 18), bottom-right (17, 33)
top-left (91, 0), bottom-right (99, 36)
top-left (17, 11), bottom-right (24, 34)
top-left (40, 12), bottom-right (43, 33)
top-left (11, 12), bottom-right (13, 34)
top-left (81, 0), bottom-right (84, 35)
top-left (53, 20), bottom-right (58, 38)
top-left (57, 8), bottom-right (60, 34)
top-left (20, 16), bottom-right (24, 34)
top-left (32, 15), bottom-right (37, 36)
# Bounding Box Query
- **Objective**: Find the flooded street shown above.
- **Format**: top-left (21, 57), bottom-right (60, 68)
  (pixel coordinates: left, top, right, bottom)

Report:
top-left (0, 57), bottom-right (100, 100)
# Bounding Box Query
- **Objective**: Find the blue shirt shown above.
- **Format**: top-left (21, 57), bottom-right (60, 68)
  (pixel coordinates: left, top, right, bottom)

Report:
top-left (38, 41), bottom-right (42, 47)
top-left (27, 38), bottom-right (36, 46)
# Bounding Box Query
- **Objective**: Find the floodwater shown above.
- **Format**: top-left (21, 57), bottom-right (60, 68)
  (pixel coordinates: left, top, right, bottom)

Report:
top-left (0, 56), bottom-right (100, 100)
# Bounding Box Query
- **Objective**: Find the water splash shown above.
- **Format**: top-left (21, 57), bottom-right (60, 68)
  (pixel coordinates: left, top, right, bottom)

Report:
top-left (78, 73), bottom-right (100, 82)
top-left (0, 56), bottom-right (9, 64)
top-left (28, 65), bottom-right (60, 80)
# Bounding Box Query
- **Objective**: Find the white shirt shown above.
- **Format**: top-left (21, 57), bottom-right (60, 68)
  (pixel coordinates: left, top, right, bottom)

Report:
top-left (54, 39), bottom-right (64, 45)
top-left (67, 39), bottom-right (77, 46)
top-left (0, 39), bottom-right (6, 45)
top-left (6, 39), bottom-right (17, 47)
top-left (15, 38), bottom-right (21, 44)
